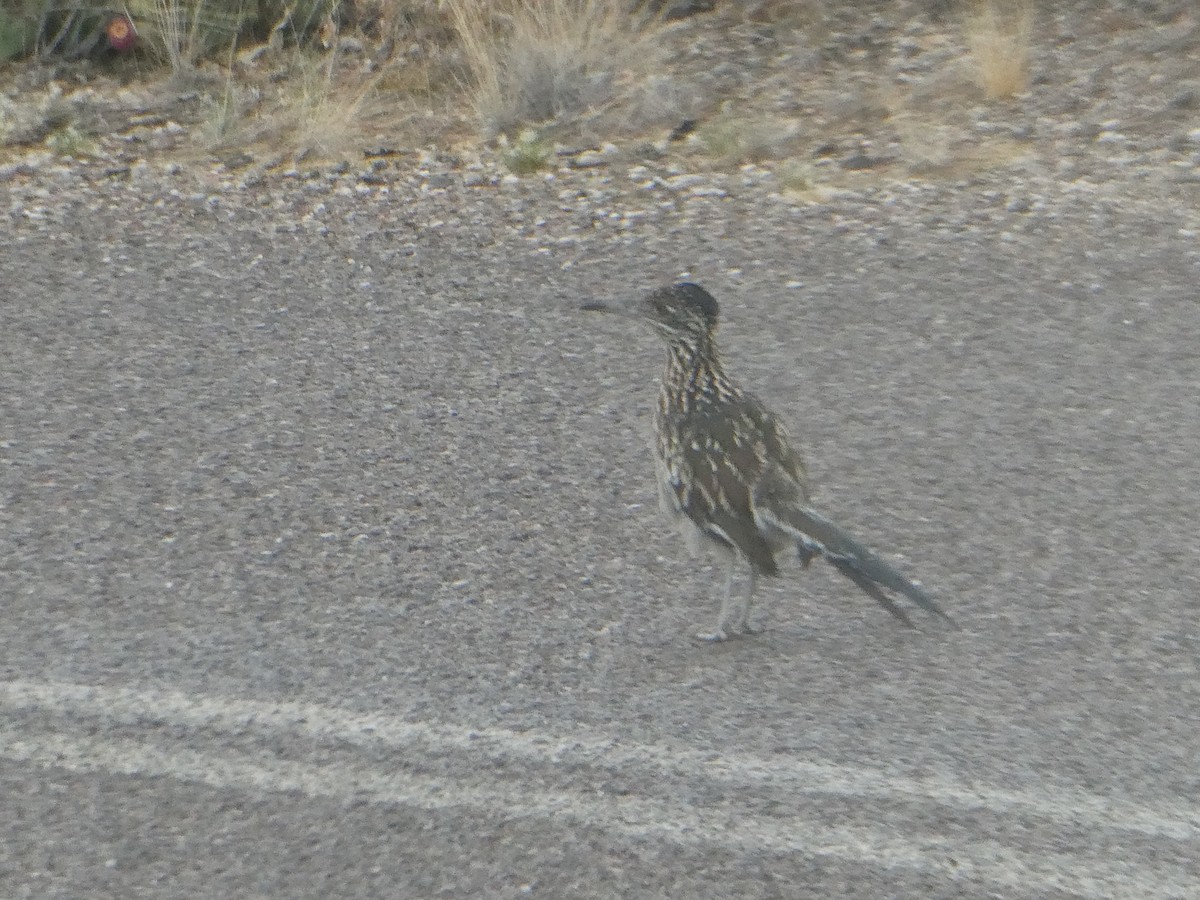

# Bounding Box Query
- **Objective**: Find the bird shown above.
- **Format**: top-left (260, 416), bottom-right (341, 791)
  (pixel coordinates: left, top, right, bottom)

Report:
top-left (583, 282), bottom-right (955, 641)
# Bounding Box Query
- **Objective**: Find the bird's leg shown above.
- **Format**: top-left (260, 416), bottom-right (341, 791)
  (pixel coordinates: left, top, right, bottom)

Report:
top-left (696, 550), bottom-right (739, 642)
top-left (797, 541), bottom-right (819, 569)
top-left (732, 569), bottom-right (764, 635)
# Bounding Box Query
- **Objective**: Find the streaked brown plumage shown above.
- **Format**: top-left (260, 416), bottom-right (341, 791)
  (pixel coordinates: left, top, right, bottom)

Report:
top-left (585, 282), bottom-right (955, 640)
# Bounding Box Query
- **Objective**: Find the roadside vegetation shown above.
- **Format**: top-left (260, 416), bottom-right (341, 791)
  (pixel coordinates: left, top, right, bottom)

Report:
top-left (0, 1), bottom-right (1039, 177)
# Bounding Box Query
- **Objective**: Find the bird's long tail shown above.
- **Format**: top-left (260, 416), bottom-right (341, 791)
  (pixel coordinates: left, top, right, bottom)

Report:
top-left (769, 504), bottom-right (956, 627)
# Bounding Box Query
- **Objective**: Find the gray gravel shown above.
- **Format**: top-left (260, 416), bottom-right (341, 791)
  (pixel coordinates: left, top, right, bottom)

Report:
top-left (3, 149), bottom-right (1199, 898)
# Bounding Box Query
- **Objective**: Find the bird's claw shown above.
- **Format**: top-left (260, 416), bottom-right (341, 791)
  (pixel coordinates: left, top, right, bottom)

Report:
top-left (696, 620), bottom-right (762, 642)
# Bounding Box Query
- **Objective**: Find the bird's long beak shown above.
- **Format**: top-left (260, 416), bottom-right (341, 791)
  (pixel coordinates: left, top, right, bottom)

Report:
top-left (580, 297), bottom-right (641, 318)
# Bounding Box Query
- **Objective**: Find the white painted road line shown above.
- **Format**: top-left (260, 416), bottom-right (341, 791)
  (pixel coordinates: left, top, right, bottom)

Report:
top-left (2, 678), bottom-right (1196, 842)
top-left (3, 727), bottom-right (1195, 899)
top-left (2, 678), bottom-right (1198, 898)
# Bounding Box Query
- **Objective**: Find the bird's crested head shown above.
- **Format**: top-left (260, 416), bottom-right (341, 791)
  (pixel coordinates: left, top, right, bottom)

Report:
top-left (581, 282), bottom-right (720, 348)
top-left (641, 282), bottom-right (719, 344)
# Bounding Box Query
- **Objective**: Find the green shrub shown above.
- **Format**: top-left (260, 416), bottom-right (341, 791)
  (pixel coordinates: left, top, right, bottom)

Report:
top-left (0, 0), bottom-right (341, 65)
top-left (500, 128), bottom-right (554, 174)
top-left (0, 5), bottom-right (38, 62)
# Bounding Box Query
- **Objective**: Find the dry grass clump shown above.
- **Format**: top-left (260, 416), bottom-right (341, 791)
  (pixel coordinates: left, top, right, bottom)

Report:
top-left (195, 1), bottom-right (461, 158)
top-left (127, 0), bottom-right (242, 73)
top-left (965, 0), bottom-right (1033, 99)
top-left (694, 107), bottom-right (799, 166)
top-left (200, 52), bottom-right (385, 158)
top-left (443, 0), bottom-right (674, 139)
top-left (46, 122), bottom-right (98, 156)
top-left (267, 55), bottom-right (373, 154)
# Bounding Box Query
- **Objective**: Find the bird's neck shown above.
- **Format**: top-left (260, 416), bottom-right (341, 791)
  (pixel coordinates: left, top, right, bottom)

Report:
top-left (664, 337), bottom-right (735, 403)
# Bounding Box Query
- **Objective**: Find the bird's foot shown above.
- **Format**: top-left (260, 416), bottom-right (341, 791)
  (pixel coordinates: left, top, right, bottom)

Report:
top-left (797, 542), bottom-right (819, 569)
top-left (696, 620), bottom-right (762, 642)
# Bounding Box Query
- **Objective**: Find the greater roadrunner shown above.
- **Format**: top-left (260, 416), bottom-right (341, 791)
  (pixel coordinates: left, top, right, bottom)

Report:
top-left (584, 282), bottom-right (955, 640)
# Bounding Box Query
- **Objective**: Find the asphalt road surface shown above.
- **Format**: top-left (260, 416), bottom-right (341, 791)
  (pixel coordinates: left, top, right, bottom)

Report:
top-left (3, 168), bottom-right (1199, 898)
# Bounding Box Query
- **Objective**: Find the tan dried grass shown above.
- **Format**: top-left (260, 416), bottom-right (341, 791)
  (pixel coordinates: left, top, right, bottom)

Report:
top-left (443, 0), bottom-right (669, 139)
top-left (965, 0), bottom-right (1033, 99)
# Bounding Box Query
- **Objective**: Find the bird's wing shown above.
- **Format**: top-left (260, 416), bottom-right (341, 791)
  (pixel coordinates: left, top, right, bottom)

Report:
top-left (740, 391), bottom-right (809, 494)
top-left (671, 398), bottom-right (783, 576)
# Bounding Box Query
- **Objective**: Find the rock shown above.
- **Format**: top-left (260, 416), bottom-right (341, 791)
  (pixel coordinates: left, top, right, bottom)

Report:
top-left (572, 150), bottom-right (609, 168)
top-left (663, 173), bottom-right (706, 191)
top-left (1168, 89), bottom-right (1198, 110)
top-left (841, 153), bottom-right (889, 170)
